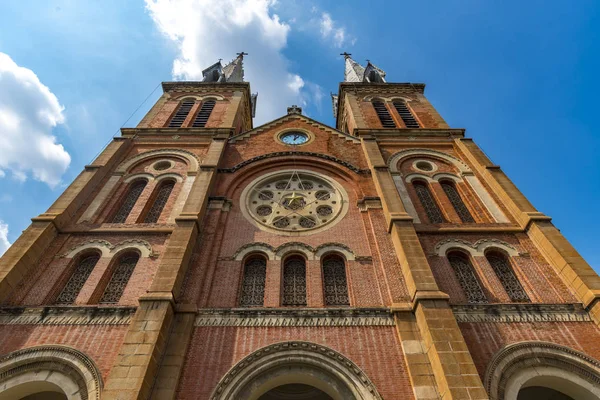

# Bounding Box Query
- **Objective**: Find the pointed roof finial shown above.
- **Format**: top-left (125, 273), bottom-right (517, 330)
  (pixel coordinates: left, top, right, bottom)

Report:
top-left (340, 52), bottom-right (352, 59)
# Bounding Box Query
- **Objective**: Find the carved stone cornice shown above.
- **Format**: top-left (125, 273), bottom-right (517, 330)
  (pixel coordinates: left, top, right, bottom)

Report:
top-left (452, 303), bottom-right (592, 323)
top-left (0, 307), bottom-right (136, 325)
top-left (194, 308), bottom-right (393, 327)
top-left (354, 128), bottom-right (465, 139)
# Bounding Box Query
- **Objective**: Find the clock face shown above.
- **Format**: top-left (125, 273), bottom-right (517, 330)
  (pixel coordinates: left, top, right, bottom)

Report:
top-left (280, 131), bottom-right (309, 145)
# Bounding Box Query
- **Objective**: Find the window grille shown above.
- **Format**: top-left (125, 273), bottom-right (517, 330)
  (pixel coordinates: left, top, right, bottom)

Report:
top-left (99, 254), bottom-right (139, 303)
top-left (56, 254), bottom-right (100, 304)
top-left (111, 180), bottom-right (147, 223)
top-left (447, 252), bottom-right (487, 303)
top-left (168, 99), bottom-right (195, 128)
top-left (393, 100), bottom-right (420, 128)
top-left (282, 257), bottom-right (307, 306)
top-left (372, 101), bottom-right (396, 128)
top-left (413, 181), bottom-right (445, 223)
top-left (323, 257), bottom-right (349, 306)
top-left (440, 181), bottom-right (475, 223)
top-left (239, 257), bottom-right (266, 306)
top-left (192, 100), bottom-right (216, 127)
top-left (143, 181), bottom-right (175, 223)
top-left (486, 252), bottom-right (529, 302)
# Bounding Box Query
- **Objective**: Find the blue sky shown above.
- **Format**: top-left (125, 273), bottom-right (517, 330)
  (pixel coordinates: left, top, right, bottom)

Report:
top-left (0, 0), bottom-right (598, 269)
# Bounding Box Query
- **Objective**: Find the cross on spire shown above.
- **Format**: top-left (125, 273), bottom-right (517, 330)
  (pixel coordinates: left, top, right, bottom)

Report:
top-left (340, 52), bottom-right (352, 59)
top-left (236, 52), bottom-right (248, 58)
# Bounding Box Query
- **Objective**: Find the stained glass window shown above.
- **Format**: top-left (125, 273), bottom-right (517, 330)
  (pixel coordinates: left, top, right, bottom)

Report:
top-left (144, 181), bottom-right (175, 223)
top-left (112, 180), bottom-right (147, 223)
top-left (56, 254), bottom-right (100, 304)
top-left (239, 257), bottom-right (266, 306)
top-left (486, 252), bottom-right (529, 302)
top-left (447, 252), bottom-right (487, 303)
top-left (99, 253), bottom-right (139, 303)
top-left (323, 256), bottom-right (349, 306)
top-left (413, 181), bottom-right (445, 223)
top-left (440, 181), bottom-right (475, 223)
top-left (282, 257), bottom-right (307, 306)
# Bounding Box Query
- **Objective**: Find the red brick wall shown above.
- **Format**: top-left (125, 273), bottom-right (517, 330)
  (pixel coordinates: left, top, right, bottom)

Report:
top-left (176, 326), bottom-right (413, 400)
top-left (0, 324), bottom-right (128, 380)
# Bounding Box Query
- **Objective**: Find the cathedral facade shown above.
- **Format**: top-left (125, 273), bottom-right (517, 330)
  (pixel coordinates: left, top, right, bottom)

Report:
top-left (1, 54), bottom-right (600, 400)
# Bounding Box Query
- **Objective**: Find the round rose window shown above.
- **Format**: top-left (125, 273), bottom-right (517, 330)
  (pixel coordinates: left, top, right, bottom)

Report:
top-left (242, 170), bottom-right (347, 234)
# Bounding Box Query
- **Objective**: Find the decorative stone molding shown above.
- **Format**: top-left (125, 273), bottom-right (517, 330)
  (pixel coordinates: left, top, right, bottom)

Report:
top-left (0, 307), bottom-right (136, 325)
top-left (433, 238), bottom-right (519, 257)
top-left (485, 341), bottom-right (600, 400)
top-left (171, 93), bottom-right (226, 101)
top-left (115, 148), bottom-right (200, 174)
top-left (123, 173), bottom-right (155, 183)
top-left (357, 197), bottom-right (383, 212)
top-left (0, 345), bottom-right (103, 400)
top-left (155, 172), bottom-right (184, 183)
top-left (452, 303), bottom-right (591, 323)
top-left (195, 308), bottom-right (393, 327)
top-left (211, 340), bottom-right (384, 400)
top-left (231, 242), bottom-right (364, 262)
top-left (388, 148), bottom-right (471, 174)
top-left (218, 151), bottom-right (369, 174)
top-left (404, 172), bottom-right (464, 184)
top-left (208, 197), bottom-right (233, 211)
top-left (59, 239), bottom-right (156, 259)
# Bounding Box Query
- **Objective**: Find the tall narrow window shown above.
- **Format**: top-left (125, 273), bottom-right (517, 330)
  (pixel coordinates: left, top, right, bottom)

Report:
top-left (168, 99), bottom-right (195, 128)
top-left (239, 257), bottom-right (267, 306)
top-left (393, 100), bottom-right (420, 128)
top-left (322, 256), bottom-right (349, 306)
top-left (486, 252), bottom-right (529, 302)
top-left (99, 253), bottom-right (139, 303)
top-left (413, 181), bottom-right (445, 223)
top-left (192, 100), bottom-right (216, 127)
top-left (440, 180), bottom-right (475, 223)
top-left (372, 101), bottom-right (396, 128)
top-left (112, 180), bottom-right (147, 223)
top-left (282, 256), bottom-right (307, 306)
top-left (56, 254), bottom-right (100, 304)
top-left (143, 180), bottom-right (175, 223)
top-left (447, 252), bottom-right (487, 303)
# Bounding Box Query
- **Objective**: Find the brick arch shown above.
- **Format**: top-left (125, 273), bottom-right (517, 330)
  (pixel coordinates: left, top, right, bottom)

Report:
top-left (388, 148), bottom-right (471, 174)
top-left (434, 238), bottom-right (519, 257)
top-left (171, 93), bottom-right (226, 101)
top-left (115, 149), bottom-right (200, 174)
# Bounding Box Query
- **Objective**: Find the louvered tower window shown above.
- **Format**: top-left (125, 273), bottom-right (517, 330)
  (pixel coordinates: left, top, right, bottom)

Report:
top-left (282, 256), bottom-right (307, 306)
top-left (372, 101), bottom-right (396, 128)
top-left (393, 100), bottom-right (420, 128)
top-left (239, 257), bottom-right (267, 306)
top-left (192, 100), bottom-right (216, 127)
top-left (413, 181), bottom-right (445, 223)
top-left (447, 252), bottom-right (487, 304)
top-left (143, 181), bottom-right (175, 223)
top-left (99, 253), bottom-right (139, 303)
top-left (440, 181), bottom-right (475, 223)
top-left (168, 99), bottom-right (195, 127)
top-left (486, 252), bottom-right (529, 302)
top-left (56, 254), bottom-right (100, 304)
top-left (112, 180), bottom-right (147, 223)
top-left (322, 256), bottom-right (349, 306)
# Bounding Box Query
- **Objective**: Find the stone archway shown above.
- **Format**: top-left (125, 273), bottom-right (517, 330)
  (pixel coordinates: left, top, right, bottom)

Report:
top-left (485, 341), bottom-right (600, 400)
top-left (210, 341), bottom-right (383, 400)
top-left (0, 345), bottom-right (102, 400)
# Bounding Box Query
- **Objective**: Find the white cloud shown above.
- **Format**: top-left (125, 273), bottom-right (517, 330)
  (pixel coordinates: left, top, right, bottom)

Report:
top-left (319, 12), bottom-right (348, 48)
top-left (0, 221), bottom-right (10, 256)
top-left (0, 53), bottom-right (70, 188)
top-left (146, 0), bottom-right (313, 123)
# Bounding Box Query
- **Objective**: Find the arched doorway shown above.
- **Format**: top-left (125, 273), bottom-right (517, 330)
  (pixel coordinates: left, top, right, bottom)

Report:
top-left (211, 341), bottom-right (383, 400)
top-left (485, 341), bottom-right (600, 400)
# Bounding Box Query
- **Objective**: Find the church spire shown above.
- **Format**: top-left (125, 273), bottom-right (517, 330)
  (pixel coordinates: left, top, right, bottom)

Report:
top-left (202, 52), bottom-right (247, 83)
top-left (340, 52), bottom-right (386, 83)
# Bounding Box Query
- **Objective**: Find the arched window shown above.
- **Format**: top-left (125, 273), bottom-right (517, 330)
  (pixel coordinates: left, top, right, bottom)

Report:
top-left (392, 100), bottom-right (420, 128)
top-left (239, 256), bottom-right (267, 307)
top-left (413, 180), bottom-right (445, 223)
top-left (168, 99), bottom-right (195, 127)
top-left (440, 180), bottom-right (475, 223)
top-left (56, 253), bottom-right (100, 304)
top-left (282, 256), bottom-right (307, 306)
top-left (192, 100), bottom-right (216, 127)
top-left (143, 180), bottom-right (175, 223)
top-left (111, 180), bottom-right (147, 223)
top-left (372, 101), bottom-right (396, 128)
top-left (486, 251), bottom-right (529, 302)
top-left (99, 253), bottom-right (139, 303)
top-left (447, 251), bottom-right (487, 303)
top-left (322, 255), bottom-right (349, 306)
